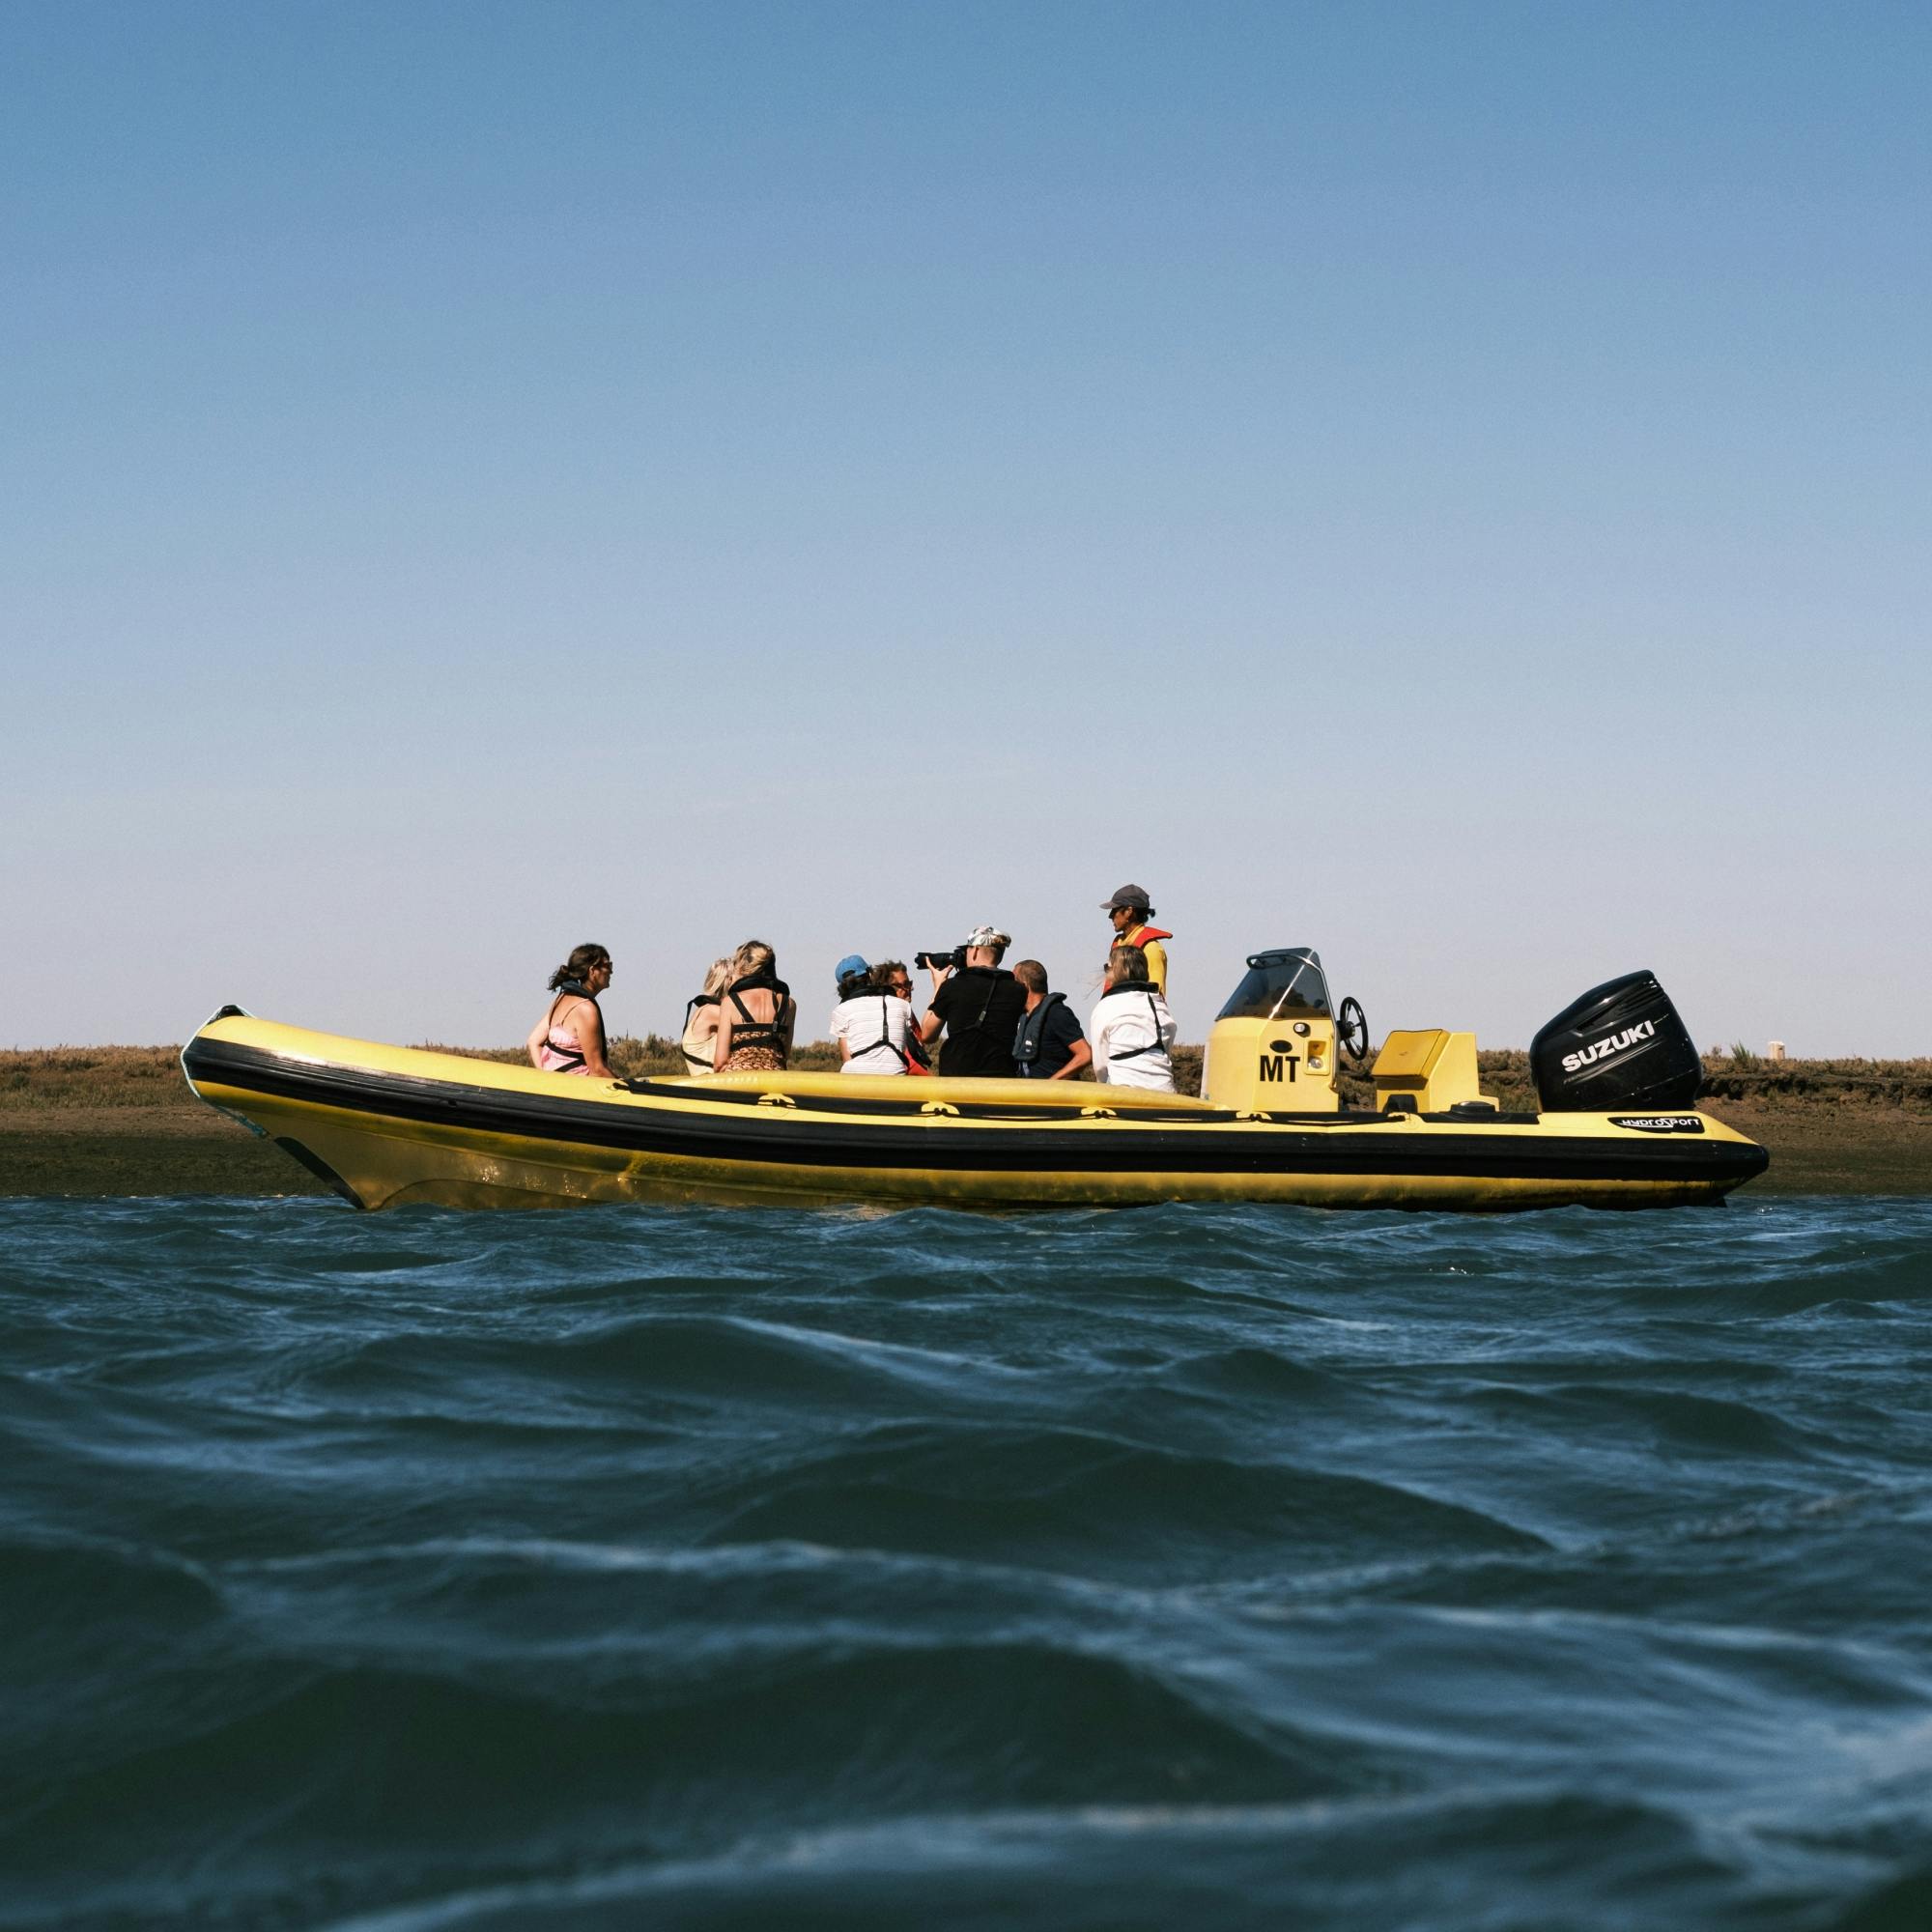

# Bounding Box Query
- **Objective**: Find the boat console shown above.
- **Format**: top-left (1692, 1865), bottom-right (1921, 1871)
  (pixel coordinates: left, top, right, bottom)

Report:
top-left (1204, 949), bottom-right (1356, 1113)
top-left (1207, 951), bottom-right (1707, 1123)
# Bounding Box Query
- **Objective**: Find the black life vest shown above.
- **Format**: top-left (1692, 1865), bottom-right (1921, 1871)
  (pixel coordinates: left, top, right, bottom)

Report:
top-left (724, 971), bottom-right (793, 1058)
top-left (543, 980), bottom-right (606, 1070)
top-left (1012, 991), bottom-right (1068, 1070)
top-left (680, 991), bottom-right (720, 1073)
top-left (852, 992), bottom-right (915, 1071)
top-left (1105, 992), bottom-right (1170, 1064)
top-left (947, 966), bottom-right (1013, 1036)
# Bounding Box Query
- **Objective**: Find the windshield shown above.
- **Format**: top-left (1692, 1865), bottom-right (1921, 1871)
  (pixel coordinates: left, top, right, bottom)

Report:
top-left (1216, 949), bottom-right (1333, 1022)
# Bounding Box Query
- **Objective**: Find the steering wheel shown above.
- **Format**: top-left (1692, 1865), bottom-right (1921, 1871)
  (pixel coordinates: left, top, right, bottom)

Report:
top-left (1337, 997), bottom-right (1370, 1063)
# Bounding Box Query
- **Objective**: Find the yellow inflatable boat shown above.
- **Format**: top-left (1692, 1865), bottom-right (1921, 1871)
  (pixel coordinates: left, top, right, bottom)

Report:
top-left (181, 952), bottom-right (1768, 1212)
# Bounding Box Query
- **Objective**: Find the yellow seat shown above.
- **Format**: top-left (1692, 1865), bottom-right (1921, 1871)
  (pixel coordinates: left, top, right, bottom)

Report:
top-left (1372, 1030), bottom-right (1491, 1114)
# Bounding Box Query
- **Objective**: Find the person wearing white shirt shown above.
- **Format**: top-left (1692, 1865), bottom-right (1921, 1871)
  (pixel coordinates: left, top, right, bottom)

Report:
top-left (1092, 946), bottom-right (1178, 1092)
top-left (831, 955), bottom-right (922, 1075)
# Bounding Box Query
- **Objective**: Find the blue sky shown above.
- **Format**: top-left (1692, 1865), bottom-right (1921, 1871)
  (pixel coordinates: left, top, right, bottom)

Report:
top-left (5, 2), bottom-right (1926, 1055)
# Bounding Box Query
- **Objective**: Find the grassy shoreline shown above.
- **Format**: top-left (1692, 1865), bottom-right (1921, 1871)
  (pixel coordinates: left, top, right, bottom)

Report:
top-left (3, 1044), bottom-right (1927, 1200)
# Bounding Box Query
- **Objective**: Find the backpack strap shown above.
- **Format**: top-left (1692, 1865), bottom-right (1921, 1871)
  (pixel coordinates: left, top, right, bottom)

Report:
top-left (868, 993), bottom-right (913, 1069)
top-left (1107, 992), bottom-right (1169, 1062)
top-left (971, 971), bottom-right (1005, 1032)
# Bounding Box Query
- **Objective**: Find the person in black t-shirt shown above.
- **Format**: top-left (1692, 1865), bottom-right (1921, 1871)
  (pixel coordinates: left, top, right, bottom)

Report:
top-left (1010, 959), bottom-right (1092, 1080)
top-left (920, 925), bottom-right (1028, 1078)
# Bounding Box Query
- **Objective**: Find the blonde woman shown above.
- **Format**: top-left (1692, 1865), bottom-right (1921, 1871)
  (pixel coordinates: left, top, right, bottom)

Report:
top-left (713, 941), bottom-right (797, 1073)
top-left (678, 956), bottom-right (735, 1077)
top-left (1091, 944), bottom-right (1177, 1092)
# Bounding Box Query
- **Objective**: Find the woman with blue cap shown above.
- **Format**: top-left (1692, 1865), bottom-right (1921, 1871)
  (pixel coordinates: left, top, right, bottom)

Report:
top-left (830, 952), bottom-right (920, 1076)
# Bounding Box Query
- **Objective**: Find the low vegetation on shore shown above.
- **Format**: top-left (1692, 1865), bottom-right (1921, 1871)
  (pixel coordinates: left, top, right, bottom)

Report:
top-left (3, 1043), bottom-right (1927, 1196)
top-left (13, 1040), bottom-right (1925, 1111)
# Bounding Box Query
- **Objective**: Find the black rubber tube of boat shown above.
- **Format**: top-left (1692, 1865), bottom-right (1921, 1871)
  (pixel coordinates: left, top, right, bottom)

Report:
top-left (182, 1037), bottom-right (1769, 1186)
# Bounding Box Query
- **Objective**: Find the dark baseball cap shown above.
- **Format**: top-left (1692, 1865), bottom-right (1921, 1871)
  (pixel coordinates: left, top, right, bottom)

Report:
top-left (1100, 883), bottom-right (1152, 912)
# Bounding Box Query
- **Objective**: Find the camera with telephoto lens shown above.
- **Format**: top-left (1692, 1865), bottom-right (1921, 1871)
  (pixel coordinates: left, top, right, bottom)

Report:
top-left (915, 948), bottom-right (966, 972)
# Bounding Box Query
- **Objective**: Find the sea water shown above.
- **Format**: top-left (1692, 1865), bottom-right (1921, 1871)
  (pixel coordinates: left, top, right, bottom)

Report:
top-left (2, 1196), bottom-right (1929, 1930)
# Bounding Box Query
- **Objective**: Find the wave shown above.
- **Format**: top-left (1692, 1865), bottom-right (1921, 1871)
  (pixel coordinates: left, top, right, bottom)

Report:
top-left (4, 1195), bottom-right (1930, 1931)
top-left (298, 1790), bottom-right (1750, 1932)
top-left (1457, 1378), bottom-right (1819, 1456)
top-left (1, 1634), bottom-right (1378, 1927)
top-left (1827, 1861), bottom-right (1932, 1932)
top-left (693, 1420), bottom-right (1546, 1581)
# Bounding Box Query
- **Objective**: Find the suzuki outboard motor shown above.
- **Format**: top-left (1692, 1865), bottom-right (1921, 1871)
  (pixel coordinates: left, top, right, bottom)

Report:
top-left (1531, 970), bottom-right (1703, 1113)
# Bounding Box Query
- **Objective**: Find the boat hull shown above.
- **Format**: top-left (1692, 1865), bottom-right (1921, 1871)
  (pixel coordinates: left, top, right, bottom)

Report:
top-left (181, 1013), bottom-right (1770, 1213)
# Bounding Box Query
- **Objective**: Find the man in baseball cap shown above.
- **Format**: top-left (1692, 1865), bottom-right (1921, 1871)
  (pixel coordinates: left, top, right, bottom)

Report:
top-left (1100, 884), bottom-right (1173, 998)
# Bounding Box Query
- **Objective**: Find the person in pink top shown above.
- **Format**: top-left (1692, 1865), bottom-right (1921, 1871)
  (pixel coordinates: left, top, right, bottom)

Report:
top-left (526, 944), bottom-right (615, 1078)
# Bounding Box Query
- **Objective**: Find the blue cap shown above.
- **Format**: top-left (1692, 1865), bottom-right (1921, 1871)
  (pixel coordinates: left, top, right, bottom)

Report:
top-left (835, 953), bottom-right (869, 989)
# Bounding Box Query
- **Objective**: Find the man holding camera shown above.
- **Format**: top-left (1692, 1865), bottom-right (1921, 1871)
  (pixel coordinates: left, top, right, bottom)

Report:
top-left (918, 925), bottom-right (1028, 1077)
